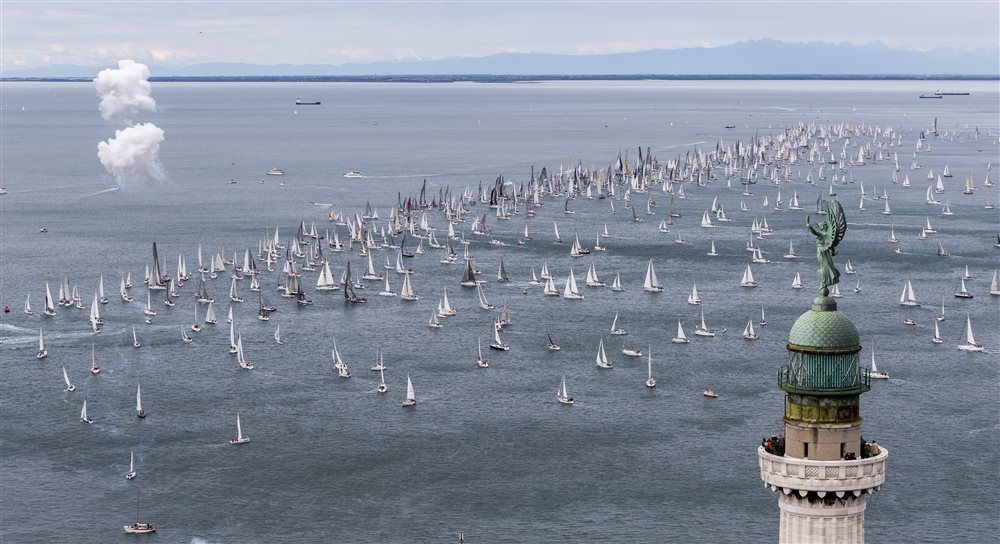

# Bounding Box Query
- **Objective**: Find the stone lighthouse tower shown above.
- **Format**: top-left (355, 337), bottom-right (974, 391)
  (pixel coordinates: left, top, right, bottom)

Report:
top-left (758, 201), bottom-right (887, 543)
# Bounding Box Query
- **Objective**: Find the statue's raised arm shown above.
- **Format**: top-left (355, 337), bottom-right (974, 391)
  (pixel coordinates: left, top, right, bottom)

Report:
top-left (806, 200), bottom-right (847, 295)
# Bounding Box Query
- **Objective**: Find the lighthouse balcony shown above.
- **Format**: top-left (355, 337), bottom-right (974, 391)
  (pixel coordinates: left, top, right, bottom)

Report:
top-left (758, 446), bottom-right (887, 496)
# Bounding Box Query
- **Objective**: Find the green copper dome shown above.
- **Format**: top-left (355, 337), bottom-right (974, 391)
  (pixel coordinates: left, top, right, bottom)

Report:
top-left (787, 297), bottom-right (860, 351)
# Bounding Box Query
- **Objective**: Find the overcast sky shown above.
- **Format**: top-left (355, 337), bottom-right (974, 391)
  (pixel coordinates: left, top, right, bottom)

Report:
top-left (3, 1), bottom-right (998, 68)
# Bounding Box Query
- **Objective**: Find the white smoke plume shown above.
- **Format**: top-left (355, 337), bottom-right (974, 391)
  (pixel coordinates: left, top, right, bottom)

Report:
top-left (93, 59), bottom-right (156, 122)
top-left (97, 123), bottom-right (165, 183)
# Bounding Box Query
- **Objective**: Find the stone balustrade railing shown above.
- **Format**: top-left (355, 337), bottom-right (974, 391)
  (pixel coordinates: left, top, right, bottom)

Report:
top-left (758, 446), bottom-right (887, 496)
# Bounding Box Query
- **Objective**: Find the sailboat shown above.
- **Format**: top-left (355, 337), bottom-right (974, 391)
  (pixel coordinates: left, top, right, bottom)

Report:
top-left (80, 399), bottom-right (93, 424)
top-left (62, 366), bottom-right (75, 392)
top-left (868, 344), bottom-right (889, 379)
top-left (236, 335), bottom-right (253, 369)
top-left (740, 263), bottom-right (758, 287)
top-left (562, 269), bottom-right (583, 299)
top-left (44, 283), bottom-right (57, 315)
top-left (377, 367), bottom-right (388, 394)
top-left (899, 280), bottom-right (920, 306)
top-left (23, 293), bottom-right (32, 315)
top-left (437, 288), bottom-right (457, 317)
top-left (546, 331), bottom-right (560, 351)
top-left (991, 269), bottom-right (1000, 296)
top-left (595, 338), bottom-right (613, 368)
top-left (645, 347), bottom-right (656, 388)
top-left (610, 312), bottom-right (627, 335)
top-left (611, 272), bottom-right (625, 292)
top-left (557, 375), bottom-right (574, 405)
top-left (402, 375), bottom-right (417, 407)
top-left (181, 328), bottom-right (193, 343)
top-left (273, 324), bottom-right (284, 345)
top-left (783, 241), bottom-right (797, 259)
top-left (932, 321), bottom-right (943, 344)
top-left (673, 320), bottom-right (690, 343)
top-left (622, 337), bottom-right (642, 357)
top-left (695, 308), bottom-right (715, 337)
top-left (136, 383), bottom-right (146, 418)
top-left (759, 305), bottom-right (767, 326)
top-left (643, 260), bottom-right (663, 292)
top-left (36, 328), bottom-right (47, 359)
top-left (844, 259), bottom-right (856, 275)
top-left (489, 324), bottom-right (509, 351)
top-left (477, 283), bottom-right (494, 309)
top-left (229, 412), bottom-right (250, 444)
top-left (126, 450), bottom-right (136, 480)
top-left (707, 240), bottom-right (718, 256)
top-left (132, 325), bottom-right (141, 348)
top-left (428, 310), bottom-right (443, 329)
top-left (954, 278), bottom-right (973, 298)
top-left (123, 490), bottom-right (155, 534)
top-left (460, 259), bottom-right (478, 287)
top-left (687, 283), bottom-right (702, 305)
top-left (742, 320), bottom-right (760, 340)
top-left (791, 272), bottom-right (803, 289)
top-left (585, 262), bottom-right (605, 287)
top-left (143, 290), bottom-right (156, 316)
top-left (400, 272), bottom-right (418, 301)
top-left (957, 315), bottom-right (985, 352)
top-left (89, 341), bottom-right (101, 374)
top-left (469, 336), bottom-right (489, 368)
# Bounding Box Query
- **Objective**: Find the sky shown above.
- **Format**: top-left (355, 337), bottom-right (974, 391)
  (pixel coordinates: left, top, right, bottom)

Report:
top-left (2, 1), bottom-right (998, 69)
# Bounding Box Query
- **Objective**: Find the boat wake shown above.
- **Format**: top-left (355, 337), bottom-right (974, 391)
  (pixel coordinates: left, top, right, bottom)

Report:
top-left (82, 186), bottom-right (122, 198)
top-left (663, 141), bottom-right (707, 150)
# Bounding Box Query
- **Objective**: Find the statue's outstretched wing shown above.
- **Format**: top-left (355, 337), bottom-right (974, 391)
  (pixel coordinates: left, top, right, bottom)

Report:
top-left (826, 200), bottom-right (847, 248)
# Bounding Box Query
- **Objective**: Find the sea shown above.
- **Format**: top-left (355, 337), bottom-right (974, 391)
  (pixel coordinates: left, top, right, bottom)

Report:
top-left (0, 80), bottom-right (997, 543)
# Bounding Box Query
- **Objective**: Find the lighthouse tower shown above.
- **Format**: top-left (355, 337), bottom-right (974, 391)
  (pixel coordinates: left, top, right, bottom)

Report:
top-left (758, 294), bottom-right (888, 542)
top-left (759, 202), bottom-right (887, 543)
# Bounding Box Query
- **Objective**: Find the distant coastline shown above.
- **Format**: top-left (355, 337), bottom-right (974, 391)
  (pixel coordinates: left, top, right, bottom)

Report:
top-left (3, 74), bottom-right (998, 83)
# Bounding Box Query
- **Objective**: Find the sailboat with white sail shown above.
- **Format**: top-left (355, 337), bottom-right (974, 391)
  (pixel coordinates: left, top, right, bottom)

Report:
top-left (273, 324), bottom-right (284, 345)
top-left (229, 412), bottom-right (250, 444)
top-left (402, 375), bottom-right (417, 407)
top-left (476, 337), bottom-right (490, 367)
top-left (695, 308), bottom-right (715, 337)
top-left (80, 399), bottom-right (93, 424)
top-left (236, 335), bottom-right (253, 369)
top-left (868, 343), bottom-right (889, 379)
top-left (546, 331), bottom-right (560, 351)
top-left (489, 323), bottom-right (509, 351)
top-left (932, 321), bottom-right (943, 344)
top-left (400, 272), bottom-right (418, 301)
top-left (377, 366), bottom-right (388, 393)
top-left (610, 312), bottom-right (627, 335)
top-left (673, 320), bottom-right (690, 344)
top-left (562, 269), bottom-right (583, 299)
top-left (645, 347), bottom-right (656, 388)
top-left (687, 283), bottom-right (701, 305)
top-left (557, 375), bottom-right (574, 404)
top-left (740, 263), bottom-right (758, 287)
top-left (136, 383), bottom-right (146, 418)
top-left (957, 315), bottom-right (985, 352)
top-left (643, 260), bottom-right (663, 292)
top-left (126, 450), bottom-right (136, 480)
top-left (611, 272), bottom-right (624, 292)
top-left (899, 280), bottom-right (920, 306)
top-left (437, 288), bottom-right (456, 317)
top-left (742, 320), bottom-right (760, 340)
top-left (595, 338), bottom-right (613, 368)
top-left (62, 366), bottom-right (75, 392)
top-left (991, 269), bottom-right (1000, 296)
top-left (36, 328), bottom-right (47, 359)
top-left (791, 272), bottom-right (803, 289)
top-left (44, 283), bottom-right (57, 316)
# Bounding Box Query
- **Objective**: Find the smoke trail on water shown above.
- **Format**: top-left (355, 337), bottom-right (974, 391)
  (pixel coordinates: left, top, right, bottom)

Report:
top-left (97, 123), bottom-right (165, 185)
top-left (93, 60), bottom-right (157, 122)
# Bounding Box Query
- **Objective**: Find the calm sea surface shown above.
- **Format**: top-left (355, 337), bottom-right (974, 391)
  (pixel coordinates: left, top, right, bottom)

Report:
top-left (1, 80), bottom-right (998, 543)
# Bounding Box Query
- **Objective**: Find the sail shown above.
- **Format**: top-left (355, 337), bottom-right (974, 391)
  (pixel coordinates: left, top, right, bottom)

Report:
top-left (136, 383), bottom-right (143, 412)
top-left (964, 315), bottom-right (976, 345)
top-left (643, 260), bottom-right (660, 290)
top-left (405, 375), bottom-right (416, 401)
top-left (676, 320), bottom-right (687, 340)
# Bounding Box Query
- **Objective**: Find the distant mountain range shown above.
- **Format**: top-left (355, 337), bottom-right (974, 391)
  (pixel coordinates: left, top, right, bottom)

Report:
top-left (5, 40), bottom-right (998, 79)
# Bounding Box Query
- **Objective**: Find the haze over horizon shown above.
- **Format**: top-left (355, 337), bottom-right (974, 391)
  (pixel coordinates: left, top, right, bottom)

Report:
top-left (3, 1), bottom-right (997, 73)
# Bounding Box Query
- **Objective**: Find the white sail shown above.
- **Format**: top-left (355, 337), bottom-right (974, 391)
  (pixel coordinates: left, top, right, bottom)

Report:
top-left (136, 383), bottom-right (143, 414)
top-left (400, 272), bottom-right (417, 301)
top-left (643, 260), bottom-right (662, 292)
top-left (688, 283), bottom-right (701, 305)
top-left (62, 366), bottom-right (74, 391)
top-left (674, 320), bottom-right (689, 343)
top-left (741, 264), bottom-right (757, 287)
top-left (563, 269), bottom-right (583, 299)
top-left (403, 375), bottom-right (416, 406)
top-left (595, 338), bottom-right (612, 368)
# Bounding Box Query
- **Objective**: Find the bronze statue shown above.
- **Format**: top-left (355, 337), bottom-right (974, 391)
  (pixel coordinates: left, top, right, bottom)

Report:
top-left (807, 200), bottom-right (848, 296)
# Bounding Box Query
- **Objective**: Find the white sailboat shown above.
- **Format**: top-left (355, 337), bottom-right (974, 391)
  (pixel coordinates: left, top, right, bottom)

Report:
top-left (44, 282), bottom-right (57, 316)
top-left (707, 240), bottom-right (718, 256)
top-left (954, 278), bottom-right (973, 299)
top-left (205, 300), bottom-right (217, 324)
top-left (236, 335), bottom-right (253, 369)
top-left (136, 383), bottom-right (146, 418)
top-left (181, 328), bottom-right (193, 343)
top-left (645, 348), bottom-right (656, 388)
top-left (562, 269), bottom-right (584, 299)
top-left (80, 399), bottom-right (93, 424)
top-left (595, 338), bottom-right (613, 368)
top-left (932, 320), bottom-right (943, 344)
top-left (991, 269), bottom-right (1000, 296)
top-left (695, 308), bottom-right (715, 337)
top-left (477, 282), bottom-right (495, 309)
top-left (791, 272), bottom-right (803, 289)
top-left (476, 337), bottom-right (490, 367)
top-left (643, 260), bottom-right (663, 292)
top-left (428, 310), bottom-right (442, 329)
top-left (611, 272), bottom-right (625, 292)
top-left (610, 312), bottom-right (627, 335)
top-left (23, 293), bottom-right (32, 315)
top-left (126, 450), bottom-right (136, 480)
top-left (869, 344), bottom-right (889, 379)
top-left (957, 315), bottom-right (985, 352)
top-left (740, 263), bottom-right (758, 287)
top-left (400, 272), bottom-right (418, 301)
top-left (899, 280), bottom-right (920, 306)
top-left (402, 375), bottom-right (417, 407)
top-left (585, 261), bottom-right (605, 287)
top-left (742, 320), bottom-right (760, 340)
top-left (229, 412), bottom-right (250, 444)
top-left (489, 323), bottom-right (509, 351)
top-left (36, 328), bottom-right (47, 359)
top-left (687, 283), bottom-right (701, 305)
top-left (673, 320), bottom-right (690, 343)
top-left (546, 331), bottom-right (560, 351)
top-left (557, 375), bottom-right (574, 404)
top-left (377, 366), bottom-right (388, 393)
top-left (273, 324), bottom-right (284, 345)
top-left (132, 325), bottom-right (141, 348)
top-left (62, 366), bottom-right (75, 392)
